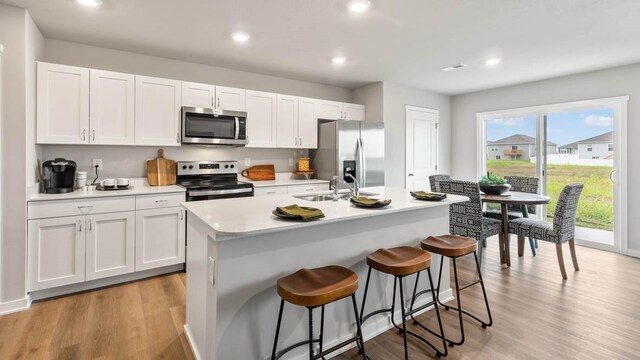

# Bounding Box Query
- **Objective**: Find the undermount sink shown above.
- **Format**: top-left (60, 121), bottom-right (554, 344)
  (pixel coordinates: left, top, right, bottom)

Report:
top-left (294, 191), bottom-right (378, 202)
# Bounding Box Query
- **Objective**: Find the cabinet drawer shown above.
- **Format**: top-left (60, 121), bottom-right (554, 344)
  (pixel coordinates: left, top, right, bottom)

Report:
top-left (28, 197), bottom-right (135, 220)
top-left (136, 193), bottom-right (185, 210)
top-left (254, 186), bottom-right (288, 196)
top-left (287, 183), bottom-right (329, 195)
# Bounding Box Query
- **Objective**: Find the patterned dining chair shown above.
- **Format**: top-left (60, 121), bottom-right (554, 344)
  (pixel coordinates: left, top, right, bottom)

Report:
top-left (429, 174), bottom-right (451, 192)
top-left (438, 180), bottom-right (503, 265)
top-left (484, 176), bottom-right (540, 256)
top-left (508, 183), bottom-right (584, 279)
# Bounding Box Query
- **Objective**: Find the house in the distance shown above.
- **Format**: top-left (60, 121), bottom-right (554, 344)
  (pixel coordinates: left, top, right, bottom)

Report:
top-left (571, 131), bottom-right (613, 159)
top-left (559, 142), bottom-right (578, 154)
top-left (487, 134), bottom-right (557, 160)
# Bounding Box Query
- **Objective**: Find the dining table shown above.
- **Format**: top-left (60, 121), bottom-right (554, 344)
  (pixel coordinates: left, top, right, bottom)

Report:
top-left (481, 191), bottom-right (551, 266)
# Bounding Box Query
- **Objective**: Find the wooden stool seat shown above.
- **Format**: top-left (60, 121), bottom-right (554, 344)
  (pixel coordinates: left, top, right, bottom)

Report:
top-left (366, 246), bottom-right (432, 276)
top-left (277, 265), bottom-right (358, 308)
top-left (421, 235), bottom-right (477, 258)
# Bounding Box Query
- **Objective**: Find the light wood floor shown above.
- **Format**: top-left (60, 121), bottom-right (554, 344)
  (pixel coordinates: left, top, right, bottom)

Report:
top-left (1, 240), bottom-right (640, 359)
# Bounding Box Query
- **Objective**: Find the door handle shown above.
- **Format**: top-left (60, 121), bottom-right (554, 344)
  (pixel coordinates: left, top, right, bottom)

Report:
top-left (609, 169), bottom-right (617, 183)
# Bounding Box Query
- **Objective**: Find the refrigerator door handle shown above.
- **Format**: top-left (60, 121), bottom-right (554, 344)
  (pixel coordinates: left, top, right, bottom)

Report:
top-left (359, 138), bottom-right (366, 186)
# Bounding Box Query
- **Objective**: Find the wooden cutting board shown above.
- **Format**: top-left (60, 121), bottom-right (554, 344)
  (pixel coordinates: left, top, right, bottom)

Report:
top-left (146, 149), bottom-right (176, 186)
top-left (241, 165), bottom-right (276, 181)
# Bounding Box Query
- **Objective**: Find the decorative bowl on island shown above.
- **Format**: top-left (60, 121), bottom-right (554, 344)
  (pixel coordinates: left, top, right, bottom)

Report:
top-left (479, 172), bottom-right (511, 195)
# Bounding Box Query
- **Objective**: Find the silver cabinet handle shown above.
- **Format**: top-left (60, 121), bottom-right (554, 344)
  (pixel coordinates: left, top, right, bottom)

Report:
top-left (92, 129), bottom-right (95, 141)
top-left (408, 173), bottom-right (415, 177)
top-left (77, 220), bottom-right (82, 232)
top-left (180, 210), bottom-right (184, 221)
top-left (78, 205), bottom-right (94, 214)
top-left (299, 137), bottom-right (302, 146)
top-left (82, 129), bottom-right (86, 141)
top-left (211, 96), bottom-right (214, 107)
top-left (217, 97), bottom-right (220, 108)
top-left (88, 219), bottom-right (92, 231)
top-left (177, 132), bottom-right (180, 143)
top-left (155, 200), bottom-right (169, 207)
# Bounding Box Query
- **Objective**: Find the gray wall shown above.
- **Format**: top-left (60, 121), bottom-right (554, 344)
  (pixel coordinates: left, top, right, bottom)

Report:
top-left (41, 39), bottom-right (354, 179)
top-left (0, 4), bottom-right (44, 304)
top-left (352, 82), bottom-right (383, 123)
top-left (383, 82), bottom-right (451, 188)
top-left (451, 63), bottom-right (639, 251)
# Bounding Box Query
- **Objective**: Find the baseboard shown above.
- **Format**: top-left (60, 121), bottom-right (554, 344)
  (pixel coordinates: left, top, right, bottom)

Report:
top-left (29, 264), bottom-right (184, 301)
top-left (625, 248), bottom-right (640, 258)
top-left (262, 288), bottom-right (454, 360)
top-left (184, 324), bottom-right (202, 360)
top-left (0, 296), bottom-right (31, 316)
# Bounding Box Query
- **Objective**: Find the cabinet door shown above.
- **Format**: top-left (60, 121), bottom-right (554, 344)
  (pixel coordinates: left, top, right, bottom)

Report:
top-left (90, 70), bottom-right (135, 145)
top-left (37, 62), bottom-right (90, 144)
top-left (298, 97), bottom-right (318, 149)
top-left (215, 86), bottom-right (246, 111)
top-left (28, 216), bottom-right (86, 291)
top-left (136, 207), bottom-right (185, 271)
top-left (134, 76), bottom-right (182, 146)
top-left (245, 90), bottom-right (277, 148)
top-left (86, 212), bottom-right (135, 281)
top-left (276, 94), bottom-right (298, 148)
top-left (317, 100), bottom-right (343, 120)
top-left (344, 103), bottom-right (366, 121)
top-left (182, 81), bottom-right (215, 108)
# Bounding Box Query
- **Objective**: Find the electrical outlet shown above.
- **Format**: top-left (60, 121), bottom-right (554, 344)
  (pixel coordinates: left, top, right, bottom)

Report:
top-left (92, 158), bottom-right (103, 170)
top-left (244, 158), bottom-right (251, 166)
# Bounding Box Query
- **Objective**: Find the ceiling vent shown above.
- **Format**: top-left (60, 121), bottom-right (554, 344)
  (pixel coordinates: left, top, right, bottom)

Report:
top-left (441, 63), bottom-right (468, 72)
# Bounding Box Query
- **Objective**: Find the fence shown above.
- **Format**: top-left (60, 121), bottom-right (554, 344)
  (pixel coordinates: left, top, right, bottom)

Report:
top-left (530, 154), bottom-right (613, 167)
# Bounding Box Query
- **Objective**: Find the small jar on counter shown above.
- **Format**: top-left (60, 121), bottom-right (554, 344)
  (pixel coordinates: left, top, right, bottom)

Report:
top-left (76, 171), bottom-right (88, 189)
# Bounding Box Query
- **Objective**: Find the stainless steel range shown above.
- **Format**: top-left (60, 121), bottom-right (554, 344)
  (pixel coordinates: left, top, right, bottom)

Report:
top-left (177, 160), bottom-right (254, 201)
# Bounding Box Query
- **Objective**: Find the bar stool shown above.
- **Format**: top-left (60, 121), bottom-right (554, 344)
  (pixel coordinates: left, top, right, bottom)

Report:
top-left (360, 246), bottom-right (447, 359)
top-left (418, 235), bottom-right (493, 348)
top-left (271, 265), bottom-right (367, 360)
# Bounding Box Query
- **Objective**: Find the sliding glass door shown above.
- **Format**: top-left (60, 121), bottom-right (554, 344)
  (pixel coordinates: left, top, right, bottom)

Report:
top-left (478, 97), bottom-right (628, 253)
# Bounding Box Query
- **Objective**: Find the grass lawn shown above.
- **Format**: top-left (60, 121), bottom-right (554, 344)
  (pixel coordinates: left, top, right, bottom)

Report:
top-left (486, 160), bottom-right (614, 231)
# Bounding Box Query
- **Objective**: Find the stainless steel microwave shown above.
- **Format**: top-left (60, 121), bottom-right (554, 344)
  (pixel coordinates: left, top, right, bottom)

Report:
top-left (181, 107), bottom-right (248, 146)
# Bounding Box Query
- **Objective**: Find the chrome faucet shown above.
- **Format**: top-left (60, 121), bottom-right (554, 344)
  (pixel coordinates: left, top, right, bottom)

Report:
top-left (331, 176), bottom-right (340, 200)
top-left (345, 174), bottom-right (360, 197)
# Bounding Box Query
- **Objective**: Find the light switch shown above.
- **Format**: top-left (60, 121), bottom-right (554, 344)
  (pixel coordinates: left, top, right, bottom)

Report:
top-left (208, 257), bottom-right (215, 286)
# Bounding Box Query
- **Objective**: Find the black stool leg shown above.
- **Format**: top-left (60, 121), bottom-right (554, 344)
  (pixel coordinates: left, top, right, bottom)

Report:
top-left (449, 257), bottom-right (465, 347)
top-left (357, 267), bottom-right (373, 354)
top-left (308, 307), bottom-right (315, 360)
top-left (474, 251), bottom-right (494, 328)
top-left (428, 268), bottom-right (447, 357)
top-left (272, 299), bottom-right (285, 360)
top-left (351, 294), bottom-right (368, 360)
top-left (319, 305), bottom-right (326, 359)
top-left (397, 276), bottom-right (409, 360)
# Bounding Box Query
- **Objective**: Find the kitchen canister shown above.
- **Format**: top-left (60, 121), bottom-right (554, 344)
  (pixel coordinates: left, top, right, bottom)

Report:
top-left (76, 171), bottom-right (88, 189)
top-left (297, 157), bottom-right (311, 171)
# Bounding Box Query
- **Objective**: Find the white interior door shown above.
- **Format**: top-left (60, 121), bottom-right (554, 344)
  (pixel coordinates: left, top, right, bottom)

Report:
top-left (405, 106), bottom-right (439, 190)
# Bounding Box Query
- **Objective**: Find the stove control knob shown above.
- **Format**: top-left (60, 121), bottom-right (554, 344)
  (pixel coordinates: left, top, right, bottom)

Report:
top-left (230, 164), bottom-right (235, 169)
top-left (189, 165), bottom-right (194, 170)
top-left (224, 165), bottom-right (229, 169)
top-left (182, 165), bottom-right (187, 170)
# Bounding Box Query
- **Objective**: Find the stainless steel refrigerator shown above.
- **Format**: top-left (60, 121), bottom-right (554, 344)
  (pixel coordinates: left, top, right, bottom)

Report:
top-left (310, 120), bottom-right (385, 187)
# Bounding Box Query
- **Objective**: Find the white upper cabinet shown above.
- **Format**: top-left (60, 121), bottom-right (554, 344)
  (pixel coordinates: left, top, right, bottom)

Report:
top-left (215, 86), bottom-right (246, 111)
top-left (298, 97), bottom-right (318, 149)
top-left (246, 90), bottom-right (277, 148)
top-left (134, 75), bottom-right (182, 146)
top-left (317, 100), bottom-right (343, 121)
top-left (344, 103), bottom-right (366, 121)
top-left (37, 62), bottom-right (90, 144)
top-left (182, 81), bottom-right (216, 108)
top-left (90, 70), bottom-right (135, 145)
top-left (276, 94), bottom-right (299, 148)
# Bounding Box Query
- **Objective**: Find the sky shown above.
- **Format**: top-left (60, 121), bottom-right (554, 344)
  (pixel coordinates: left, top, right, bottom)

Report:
top-left (486, 108), bottom-right (614, 146)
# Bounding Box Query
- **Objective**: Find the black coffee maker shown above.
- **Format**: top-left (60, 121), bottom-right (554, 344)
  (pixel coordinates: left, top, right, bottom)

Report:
top-left (42, 158), bottom-right (77, 194)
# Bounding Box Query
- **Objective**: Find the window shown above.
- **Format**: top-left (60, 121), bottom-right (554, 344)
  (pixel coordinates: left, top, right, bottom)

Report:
top-left (608, 143), bottom-right (613, 151)
top-left (511, 145), bottom-right (519, 150)
top-left (587, 144), bottom-right (593, 152)
top-left (496, 155), bottom-right (501, 160)
top-left (489, 146), bottom-right (499, 152)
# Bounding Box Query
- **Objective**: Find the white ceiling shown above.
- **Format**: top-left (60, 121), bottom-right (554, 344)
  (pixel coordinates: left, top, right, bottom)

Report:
top-left (3, 0), bottom-right (640, 95)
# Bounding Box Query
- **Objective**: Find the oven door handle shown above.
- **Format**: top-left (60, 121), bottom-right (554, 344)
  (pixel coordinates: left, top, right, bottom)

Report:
top-left (189, 188), bottom-right (253, 197)
top-left (235, 117), bottom-right (240, 140)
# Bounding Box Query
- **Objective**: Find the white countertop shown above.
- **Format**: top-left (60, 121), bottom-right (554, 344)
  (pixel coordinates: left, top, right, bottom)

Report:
top-left (241, 173), bottom-right (329, 188)
top-left (182, 186), bottom-right (467, 239)
top-left (28, 178), bottom-right (185, 202)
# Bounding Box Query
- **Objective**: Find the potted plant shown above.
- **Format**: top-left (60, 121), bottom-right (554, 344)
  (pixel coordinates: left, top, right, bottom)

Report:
top-left (479, 172), bottom-right (511, 195)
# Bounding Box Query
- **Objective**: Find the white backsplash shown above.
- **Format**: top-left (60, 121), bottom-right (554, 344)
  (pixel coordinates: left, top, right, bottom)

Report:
top-left (41, 145), bottom-right (309, 179)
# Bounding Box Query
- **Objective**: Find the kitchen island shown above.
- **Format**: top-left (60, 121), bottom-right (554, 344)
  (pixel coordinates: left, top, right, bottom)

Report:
top-left (182, 186), bottom-right (467, 360)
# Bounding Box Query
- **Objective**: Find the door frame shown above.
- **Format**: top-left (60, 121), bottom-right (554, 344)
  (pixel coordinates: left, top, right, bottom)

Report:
top-left (476, 96), bottom-right (629, 254)
top-left (405, 105), bottom-right (439, 189)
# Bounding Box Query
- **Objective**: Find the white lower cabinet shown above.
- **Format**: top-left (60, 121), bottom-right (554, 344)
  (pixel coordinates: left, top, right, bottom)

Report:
top-left (28, 216), bottom-right (86, 291)
top-left (86, 211), bottom-right (135, 281)
top-left (254, 186), bottom-right (289, 196)
top-left (287, 184), bottom-right (330, 195)
top-left (135, 207), bottom-right (185, 271)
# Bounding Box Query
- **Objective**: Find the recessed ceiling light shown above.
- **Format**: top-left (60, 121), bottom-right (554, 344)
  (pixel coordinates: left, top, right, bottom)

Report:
top-left (348, 0), bottom-right (371, 13)
top-left (485, 58), bottom-right (502, 66)
top-left (332, 56), bottom-right (347, 65)
top-left (441, 63), bottom-right (467, 72)
top-left (76, 0), bottom-right (102, 7)
top-left (231, 32), bottom-right (250, 43)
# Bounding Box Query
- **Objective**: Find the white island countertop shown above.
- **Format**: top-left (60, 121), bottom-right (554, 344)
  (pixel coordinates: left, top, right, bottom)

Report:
top-left (182, 186), bottom-right (466, 238)
top-left (28, 177), bottom-right (185, 202)
top-left (241, 172), bottom-right (329, 187)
